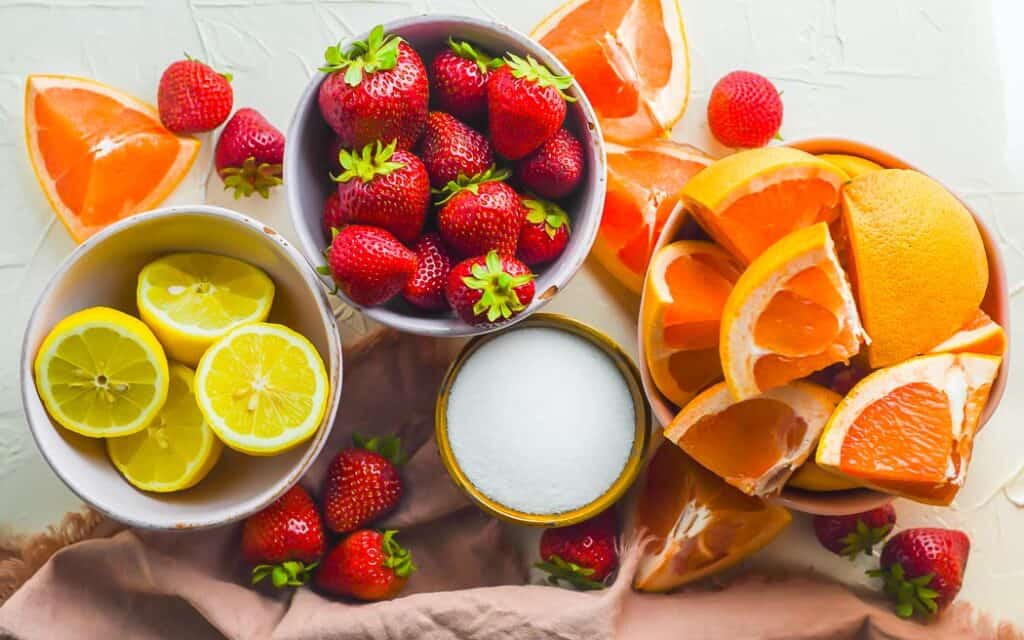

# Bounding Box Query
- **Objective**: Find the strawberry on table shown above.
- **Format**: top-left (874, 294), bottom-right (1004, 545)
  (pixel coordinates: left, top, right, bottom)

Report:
top-left (813, 504), bottom-right (896, 558)
top-left (536, 509), bottom-right (618, 590)
top-left (242, 485), bottom-right (325, 588)
top-left (517, 198), bottom-right (570, 266)
top-left (436, 167), bottom-right (526, 258)
top-left (869, 528), bottom-right (970, 618)
top-left (515, 128), bottom-right (584, 199)
top-left (322, 190), bottom-right (343, 232)
top-left (403, 233), bottom-right (453, 312)
top-left (324, 434), bottom-right (405, 533)
top-left (707, 70), bottom-right (783, 148)
top-left (487, 54), bottom-right (575, 160)
top-left (315, 529), bottom-right (416, 601)
top-left (158, 55), bottom-right (233, 134)
top-left (214, 108), bottom-right (285, 198)
top-left (430, 38), bottom-right (500, 124)
top-left (318, 25), bottom-right (429, 150)
top-left (446, 250), bottom-right (535, 325)
top-left (327, 226), bottom-right (417, 306)
top-left (417, 111), bottom-right (494, 189)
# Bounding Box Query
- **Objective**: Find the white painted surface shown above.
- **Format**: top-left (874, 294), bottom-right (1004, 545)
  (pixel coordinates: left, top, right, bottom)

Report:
top-left (0, 0), bottom-right (1020, 626)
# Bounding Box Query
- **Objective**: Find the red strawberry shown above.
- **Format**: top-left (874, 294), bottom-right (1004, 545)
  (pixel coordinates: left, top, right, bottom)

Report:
top-left (402, 233), bottom-right (452, 312)
top-left (870, 528), bottom-right (970, 618)
top-left (324, 434), bottom-right (405, 533)
top-left (318, 26), bottom-right (429, 150)
top-left (515, 128), bottom-right (584, 199)
top-left (214, 108), bottom-right (285, 199)
top-left (430, 38), bottom-right (499, 123)
top-left (436, 168), bottom-right (526, 258)
top-left (446, 251), bottom-right (535, 325)
top-left (327, 226), bottom-right (417, 306)
top-left (813, 504), bottom-right (896, 558)
top-left (323, 190), bottom-right (344, 232)
top-left (241, 485), bottom-right (325, 588)
top-left (331, 140), bottom-right (429, 244)
top-left (315, 529), bottom-right (415, 601)
top-left (417, 112), bottom-right (494, 189)
top-left (487, 54), bottom-right (574, 160)
top-left (536, 510), bottom-right (618, 590)
top-left (707, 70), bottom-right (783, 148)
top-left (517, 198), bottom-right (571, 266)
top-left (157, 56), bottom-right (233, 134)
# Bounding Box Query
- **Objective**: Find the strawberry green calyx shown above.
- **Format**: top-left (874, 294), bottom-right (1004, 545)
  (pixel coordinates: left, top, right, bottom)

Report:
top-left (839, 518), bottom-right (894, 559)
top-left (448, 38), bottom-right (503, 74)
top-left (524, 198), bottom-right (570, 240)
top-left (867, 563), bottom-right (940, 618)
top-left (352, 432), bottom-right (407, 465)
top-left (183, 51), bottom-right (233, 81)
top-left (220, 156), bottom-right (283, 199)
top-left (503, 53), bottom-right (576, 102)
top-left (320, 25), bottom-right (402, 86)
top-left (332, 140), bottom-right (406, 184)
top-left (464, 251), bottom-right (535, 322)
top-left (380, 530), bottom-right (417, 578)
top-left (535, 555), bottom-right (606, 591)
top-left (252, 560), bottom-right (319, 588)
top-left (433, 166), bottom-right (511, 204)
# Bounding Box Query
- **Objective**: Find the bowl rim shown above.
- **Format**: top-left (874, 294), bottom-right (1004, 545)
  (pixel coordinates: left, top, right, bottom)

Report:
top-left (19, 204), bottom-right (344, 530)
top-left (284, 14), bottom-right (608, 338)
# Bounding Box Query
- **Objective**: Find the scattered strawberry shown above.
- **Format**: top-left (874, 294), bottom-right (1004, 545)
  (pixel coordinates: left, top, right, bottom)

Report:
top-left (402, 233), bottom-right (453, 312)
top-left (242, 485), bottom-right (325, 588)
top-left (813, 504), bottom-right (896, 558)
top-left (318, 26), bottom-right (429, 150)
top-left (517, 198), bottom-right (570, 266)
top-left (430, 38), bottom-right (500, 124)
top-left (417, 111), bottom-right (494, 189)
top-left (869, 528), bottom-right (970, 618)
top-left (487, 54), bottom-right (575, 160)
top-left (707, 70), bottom-right (783, 148)
top-left (322, 190), bottom-right (344, 232)
top-left (327, 226), bottom-right (417, 306)
top-left (436, 167), bottom-right (526, 258)
top-left (446, 250), bottom-right (535, 325)
top-left (157, 56), bottom-right (233, 134)
top-left (324, 434), bottom-right (405, 533)
top-left (331, 140), bottom-right (429, 244)
top-left (326, 134), bottom-right (346, 176)
top-left (536, 510), bottom-right (618, 590)
top-left (514, 128), bottom-right (584, 199)
top-left (214, 108), bottom-right (285, 198)
top-left (315, 529), bottom-right (416, 601)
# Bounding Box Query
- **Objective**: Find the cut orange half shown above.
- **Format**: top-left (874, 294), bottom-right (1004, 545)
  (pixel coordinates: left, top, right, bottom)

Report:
top-left (720, 223), bottom-right (868, 400)
top-left (25, 75), bottom-right (199, 243)
top-left (593, 140), bottom-right (711, 292)
top-left (680, 147), bottom-right (848, 264)
top-left (816, 353), bottom-right (1001, 505)
top-left (632, 439), bottom-right (791, 592)
top-left (642, 241), bottom-right (742, 408)
top-left (929, 309), bottom-right (1006, 357)
top-left (664, 381), bottom-right (841, 496)
top-left (533, 0), bottom-right (690, 144)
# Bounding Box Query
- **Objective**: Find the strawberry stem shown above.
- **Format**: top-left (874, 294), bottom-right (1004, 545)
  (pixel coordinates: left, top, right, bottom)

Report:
top-left (535, 555), bottom-right (607, 591)
top-left (319, 25), bottom-right (401, 86)
top-left (839, 519), bottom-right (893, 559)
top-left (352, 432), bottom-right (406, 465)
top-left (524, 198), bottom-right (570, 240)
top-left (502, 53), bottom-right (576, 102)
top-left (866, 563), bottom-right (940, 618)
top-left (220, 156), bottom-right (283, 199)
top-left (331, 140), bottom-right (406, 184)
top-left (251, 560), bottom-right (319, 588)
top-left (433, 165), bottom-right (511, 205)
top-left (380, 530), bottom-right (416, 579)
top-left (448, 38), bottom-right (503, 74)
top-left (463, 251), bottom-right (534, 323)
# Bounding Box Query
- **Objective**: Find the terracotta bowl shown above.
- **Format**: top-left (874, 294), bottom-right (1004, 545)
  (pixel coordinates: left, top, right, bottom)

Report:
top-left (637, 138), bottom-right (1010, 516)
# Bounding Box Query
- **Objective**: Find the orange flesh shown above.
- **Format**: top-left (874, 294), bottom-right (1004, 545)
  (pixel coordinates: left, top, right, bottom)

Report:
top-left (666, 347), bottom-right (722, 394)
top-left (661, 253), bottom-right (738, 349)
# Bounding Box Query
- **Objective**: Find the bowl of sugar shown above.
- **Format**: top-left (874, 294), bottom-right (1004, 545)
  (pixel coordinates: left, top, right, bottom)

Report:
top-left (435, 314), bottom-right (650, 527)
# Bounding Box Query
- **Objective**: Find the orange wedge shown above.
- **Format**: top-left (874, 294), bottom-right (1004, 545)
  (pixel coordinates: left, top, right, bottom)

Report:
top-left (593, 140), bottom-right (711, 292)
top-left (817, 153), bottom-right (882, 179)
top-left (816, 353), bottom-right (1001, 505)
top-left (664, 381), bottom-right (841, 496)
top-left (25, 75), bottom-right (199, 243)
top-left (533, 0), bottom-right (689, 144)
top-left (681, 147), bottom-right (848, 264)
top-left (641, 241), bottom-right (742, 408)
top-left (720, 223), bottom-right (868, 400)
top-left (929, 309), bottom-right (1006, 357)
top-left (632, 439), bottom-right (791, 592)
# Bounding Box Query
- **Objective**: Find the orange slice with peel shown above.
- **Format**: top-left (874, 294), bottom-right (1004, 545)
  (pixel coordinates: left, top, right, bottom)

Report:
top-left (928, 309), bottom-right (1006, 357)
top-left (720, 223), bottom-right (868, 400)
top-left (593, 140), bottom-right (711, 292)
top-left (816, 353), bottom-right (1001, 506)
top-left (632, 439), bottom-right (791, 592)
top-left (664, 381), bottom-right (841, 496)
top-left (25, 74), bottom-right (199, 243)
top-left (641, 241), bottom-right (741, 408)
top-left (681, 147), bottom-right (848, 264)
top-left (533, 0), bottom-right (690, 144)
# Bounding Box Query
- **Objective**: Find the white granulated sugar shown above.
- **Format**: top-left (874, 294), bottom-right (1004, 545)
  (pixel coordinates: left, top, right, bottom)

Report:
top-left (446, 326), bottom-right (636, 515)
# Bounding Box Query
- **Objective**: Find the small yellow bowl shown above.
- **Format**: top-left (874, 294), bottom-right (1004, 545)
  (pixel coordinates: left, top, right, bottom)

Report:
top-left (435, 313), bottom-right (651, 528)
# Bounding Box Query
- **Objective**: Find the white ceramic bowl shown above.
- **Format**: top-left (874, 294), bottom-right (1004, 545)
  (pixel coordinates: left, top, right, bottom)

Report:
top-left (20, 205), bottom-right (342, 530)
top-left (286, 15), bottom-right (606, 337)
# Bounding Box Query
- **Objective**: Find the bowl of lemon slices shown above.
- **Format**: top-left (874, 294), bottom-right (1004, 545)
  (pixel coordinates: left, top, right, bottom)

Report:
top-left (21, 205), bottom-right (342, 530)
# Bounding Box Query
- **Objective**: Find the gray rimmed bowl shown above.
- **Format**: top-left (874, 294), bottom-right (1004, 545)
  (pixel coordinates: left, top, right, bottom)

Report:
top-left (286, 15), bottom-right (606, 337)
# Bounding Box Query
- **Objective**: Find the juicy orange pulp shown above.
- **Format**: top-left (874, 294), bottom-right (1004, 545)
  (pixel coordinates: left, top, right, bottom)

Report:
top-left (661, 251), bottom-right (736, 349)
top-left (929, 309), bottom-right (1007, 357)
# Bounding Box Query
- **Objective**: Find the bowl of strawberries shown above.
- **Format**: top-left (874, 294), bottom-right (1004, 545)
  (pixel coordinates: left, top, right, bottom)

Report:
top-left (286, 15), bottom-right (605, 336)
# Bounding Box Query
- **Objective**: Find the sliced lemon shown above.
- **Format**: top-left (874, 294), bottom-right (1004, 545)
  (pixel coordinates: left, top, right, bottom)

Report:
top-left (34, 306), bottom-right (169, 438)
top-left (107, 363), bottom-right (222, 492)
top-left (137, 253), bottom-right (275, 366)
top-left (195, 323), bottom-right (329, 455)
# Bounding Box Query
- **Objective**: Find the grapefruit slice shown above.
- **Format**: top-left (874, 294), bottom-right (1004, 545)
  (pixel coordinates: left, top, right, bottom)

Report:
top-left (680, 147), bottom-right (848, 264)
top-left (720, 223), bottom-right (868, 400)
top-left (641, 241), bottom-right (741, 408)
top-left (632, 439), bottom-right (791, 592)
top-left (928, 309), bottom-right (1006, 357)
top-left (816, 353), bottom-right (1001, 505)
top-left (25, 74), bottom-right (199, 243)
top-left (594, 140), bottom-right (711, 292)
top-left (533, 0), bottom-right (690, 144)
top-left (664, 381), bottom-right (840, 496)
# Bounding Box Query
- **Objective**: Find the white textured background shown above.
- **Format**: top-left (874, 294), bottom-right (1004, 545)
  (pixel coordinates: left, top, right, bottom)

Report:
top-left (1, 0), bottom-right (1022, 626)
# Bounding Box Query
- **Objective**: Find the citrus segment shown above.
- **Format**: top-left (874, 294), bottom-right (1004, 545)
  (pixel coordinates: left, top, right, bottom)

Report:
top-left (680, 147), bottom-right (848, 264)
top-left (632, 440), bottom-right (791, 591)
top-left (817, 153), bottom-right (882, 178)
top-left (928, 309), bottom-right (1006, 357)
top-left (787, 459), bottom-right (861, 492)
top-left (24, 75), bottom-right (199, 243)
